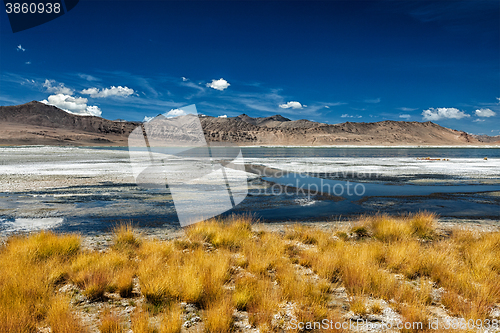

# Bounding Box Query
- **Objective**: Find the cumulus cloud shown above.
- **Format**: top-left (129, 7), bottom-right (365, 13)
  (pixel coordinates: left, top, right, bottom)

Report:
top-left (421, 107), bottom-right (470, 121)
top-left (17, 45), bottom-right (25, 52)
top-left (475, 108), bottom-right (496, 117)
top-left (43, 79), bottom-right (74, 95)
top-left (81, 86), bottom-right (134, 98)
top-left (41, 94), bottom-right (101, 116)
top-left (399, 114), bottom-right (411, 119)
top-left (165, 109), bottom-right (187, 118)
top-left (279, 101), bottom-right (303, 109)
top-left (218, 115), bottom-right (227, 118)
top-left (182, 77), bottom-right (188, 81)
top-left (206, 78), bottom-right (230, 91)
top-left (324, 106), bottom-right (330, 109)
top-left (85, 106), bottom-right (102, 117)
top-left (143, 116), bottom-right (154, 123)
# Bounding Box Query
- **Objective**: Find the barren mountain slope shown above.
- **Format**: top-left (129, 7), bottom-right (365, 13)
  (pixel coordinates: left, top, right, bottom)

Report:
top-left (0, 101), bottom-right (496, 146)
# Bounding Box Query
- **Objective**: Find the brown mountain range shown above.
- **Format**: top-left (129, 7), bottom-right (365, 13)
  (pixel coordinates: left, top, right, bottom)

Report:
top-left (0, 101), bottom-right (498, 146)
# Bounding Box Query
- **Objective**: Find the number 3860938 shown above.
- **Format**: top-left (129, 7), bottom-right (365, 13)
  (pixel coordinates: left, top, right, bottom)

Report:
top-left (5, 2), bottom-right (61, 14)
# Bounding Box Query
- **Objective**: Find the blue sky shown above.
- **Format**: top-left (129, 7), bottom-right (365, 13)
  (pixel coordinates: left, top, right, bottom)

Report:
top-left (1, 0), bottom-right (499, 135)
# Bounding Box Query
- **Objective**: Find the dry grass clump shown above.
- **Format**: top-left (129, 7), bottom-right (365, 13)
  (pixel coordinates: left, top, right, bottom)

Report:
top-left (285, 223), bottom-right (329, 245)
top-left (137, 242), bottom-right (232, 308)
top-left (131, 310), bottom-right (157, 333)
top-left (247, 279), bottom-right (281, 330)
top-left (354, 212), bottom-right (437, 242)
top-left (185, 214), bottom-right (252, 250)
top-left (408, 212), bottom-right (437, 240)
top-left (395, 302), bottom-right (430, 333)
top-left (99, 309), bottom-right (124, 333)
top-left (204, 296), bottom-right (235, 333)
top-left (0, 232), bottom-right (84, 333)
top-left (159, 304), bottom-right (182, 333)
top-left (70, 250), bottom-right (132, 300)
top-left (46, 296), bottom-right (87, 333)
top-left (244, 231), bottom-right (286, 276)
top-left (370, 300), bottom-right (383, 315)
top-left (5, 231), bottom-right (80, 262)
top-left (1, 213), bottom-right (499, 332)
top-left (350, 297), bottom-right (368, 316)
top-left (113, 223), bottom-right (142, 252)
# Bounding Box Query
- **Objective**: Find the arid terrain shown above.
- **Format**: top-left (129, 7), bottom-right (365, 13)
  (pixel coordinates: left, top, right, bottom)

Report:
top-left (1, 101), bottom-right (498, 146)
top-left (1, 214), bottom-right (499, 333)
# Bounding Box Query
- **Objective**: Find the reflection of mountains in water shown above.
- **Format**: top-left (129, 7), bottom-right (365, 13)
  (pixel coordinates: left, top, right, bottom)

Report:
top-left (1, 101), bottom-right (499, 146)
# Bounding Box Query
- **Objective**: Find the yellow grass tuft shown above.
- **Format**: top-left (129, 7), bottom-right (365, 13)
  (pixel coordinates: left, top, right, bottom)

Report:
top-left (6, 231), bottom-right (80, 262)
top-left (350, 297), bottom-right (368, 316)
top-left (99, 309), bottom-right (124, 333)
top-left (46, 296), bottom-right (86, 333)
top-left (113, 223), bottom-right (142, 251)
top-left (159, 304), bottom-right (182, 333)
top-left (131, 310), bottom-right (157, 333)
top-left (203, 297), bottom-right (235, 333)
top-left (186, 215), bottom-right (253, 250)
top-left (408, 211), bottom-right (437, 239)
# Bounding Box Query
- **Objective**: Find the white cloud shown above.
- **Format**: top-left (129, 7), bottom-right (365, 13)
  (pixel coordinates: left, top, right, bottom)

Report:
top-left (206, 78), bottom-right (230, 91)
top-left (497, 97), bottom-right (500, 103)
top-left (218, 115), bottom-right (227, 118)
top-left (78, 74), bottom-right (100, 81)
top-left (84, 105), bottom-right (102, 117)
top-left (43, 79), bottom-right (74, 95)
top-left (165, 109), bottom-right (187, 118)
top-left (143, 116), bottom-right (154, 123)
top-left (399, 114), bottom-right (411, 119)
top-left (421, 107), bottom-right (470, 121)
top-left (324, 106), bottom-right (330, 109)
top-left (17, 45), bottom-right (25, 52)
top-left (25, 61), bottom-right (31, 65)
top-left (81, 86), bottom-right (134, 98)
top-left (182, 77), bottom-right (188, 81)
top-left (475, 108), bottom-right (496, 117)
top-left (397, 107), bottom-right (418, 112)
top-left (341, 114), bottom-right (362, 118)
top-left (364, 98), bottom-right (381, 104)
top-left (473, 119), bottom-right (485, 122)
top-left (279, 101), bottom-right (303, 109)
top-left (40, 94), bottom-right (101, 116)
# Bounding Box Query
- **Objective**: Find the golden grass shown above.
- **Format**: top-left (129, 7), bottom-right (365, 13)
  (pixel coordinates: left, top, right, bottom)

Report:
top-left (113, 223), bottom-right (142, 252)
top-left (186, 214), bottom-right (253, 250)
top-left (203, 296), bottom-right (235, 333)
top-left (350, 297), bottom-right (368, 316)
top-left (131, 310), bottom-right (157, 333)
top-left (159, 304), bottom-right (182, 333)
top-left (1, 212), bottom-right (499, 332)
top-left (99, 309), bottom-right (124, 333)
top-left (46, 296), bottom-right (87, 333)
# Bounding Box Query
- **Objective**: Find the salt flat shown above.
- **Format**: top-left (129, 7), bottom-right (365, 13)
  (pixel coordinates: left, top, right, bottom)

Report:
top-left (1, 146), bottom-right (499, 234)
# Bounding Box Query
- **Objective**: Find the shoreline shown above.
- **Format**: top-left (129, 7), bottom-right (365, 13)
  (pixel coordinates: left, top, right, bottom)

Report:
top-left (1, 144), bottom-right (500, 148)
top-left (2, 217), bottom-right (499, 249)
